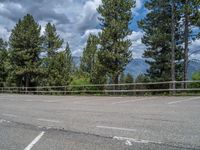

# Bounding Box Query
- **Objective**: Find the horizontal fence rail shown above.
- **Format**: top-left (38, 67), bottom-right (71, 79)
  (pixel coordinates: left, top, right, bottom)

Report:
top-left (1, 81), bottom-right (200, 96)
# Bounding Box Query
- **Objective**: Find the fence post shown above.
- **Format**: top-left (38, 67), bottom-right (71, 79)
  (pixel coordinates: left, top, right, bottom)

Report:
top-left (26, 87), bottom-right (28, 94)
top-left (170, 81), bottom-right (176, 95)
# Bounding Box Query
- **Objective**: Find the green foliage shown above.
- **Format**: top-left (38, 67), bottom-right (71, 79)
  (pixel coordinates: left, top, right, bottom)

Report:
top-left (44, 50), bottom-right (72, 86)
top-left (119, 73), bottom-right (125, 83)
top-left (135, 74), bottom-right (150, 83)
top-left (40, 23), bottom-right (73, 86)
top-left (9, 14), bottom-right (42, 87)
top-left (41, 43), bottom-right (73, 86)
top-left (179, 0), bottom-right (200, 29)
top-left (138, 0), bottom-right (184, 82)
top-left (80, 34), bottom-right (98, 73)
top-left (0, 39), bottom-right (8, 87)
top-left (125, 73), bottom-right (134, 83)
top-left (97, 0), bottom-right (135, 84)
top-left (43, 22), bottom-right (64, 57)
top-left (69, 72), bottom-right (91, 92)
top-left (80, 34), bottom-right (106, 84)
top-left (191, 72), bottom-right (200, 88)
top-left (70, 73), bottom-right (90, 86)
top-left (64, 42), bottom-right (74, 74)
top-left (120, 73), bottom-right (134, 83)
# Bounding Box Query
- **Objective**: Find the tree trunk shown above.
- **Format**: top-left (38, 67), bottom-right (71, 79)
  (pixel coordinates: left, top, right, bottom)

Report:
top-left (171, 0), bottom-right (176, 93)
top-left (113, 74), bottom-right (119, 93)
top-left (184, 0), bottom-right (189, 88)
top-left (25, 73), bottom-right (30, 92)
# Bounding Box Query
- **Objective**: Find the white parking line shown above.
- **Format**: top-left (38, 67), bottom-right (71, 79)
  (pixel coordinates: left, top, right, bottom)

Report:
top-left (112, 97), bottom-right (155, 105)
top-left (96, 126), bottom-right (137, 132)
top-left (24, 100), bottom-right (33, 102)
top-left (24, 131), bottom-right (45, 150)
top-left (37, 118), bottom-right (60, 123)
top-left (168, 97), bottom-right (200, 105)
top-left (42, 100), bottom-right (58, 103)
top-left (113, 136), bottom-right (162, 144)
top-left (73, 100), bottom-right (93, 104)
top-left (2, 113), bottom-right (18, 118)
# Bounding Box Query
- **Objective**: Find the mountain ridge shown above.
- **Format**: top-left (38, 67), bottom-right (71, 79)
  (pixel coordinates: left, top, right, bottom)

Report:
top-left (73, 57), bottom-right (200, 79)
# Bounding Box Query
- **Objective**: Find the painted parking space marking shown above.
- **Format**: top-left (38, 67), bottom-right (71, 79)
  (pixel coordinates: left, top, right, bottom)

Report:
top-left (37, 118), bottom-right (60, 123)
top-left (112, 97), bottom-right (156, 105)
top-left (168, 97), bottom-right (200, 105)
top-left (113, 136), bottom-right (162, 145)
top-left (24, 131), bottom-right (45, 150)
top-left (96, 125), bottom-right (137, 132)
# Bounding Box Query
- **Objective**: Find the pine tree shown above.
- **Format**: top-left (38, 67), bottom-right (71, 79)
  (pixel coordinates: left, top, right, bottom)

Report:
top-left (0, 38), bottom-right (8, 86)
top-left (43, 43), bottom-right (73, 86)
top-left (80, 34), bottom-right (98, 74)
top-left (43, 22), bottom-right (63, 57)
top-left (97, 0), bottom-right (135, 84)
top-left (41, 23), bottom-right (65, 86)
top-left (179, 0), bottom-right (200, 83)
top-left (138, 0), bottom-right (183, 82)
top-left (80, 34), bottom-right (106, 84)
top-left (9, 14), bottom-right (42, 87)
top-left (64, 42), bottom-right (73, 76)
top-left (119, 72), bottom-right (126, 83)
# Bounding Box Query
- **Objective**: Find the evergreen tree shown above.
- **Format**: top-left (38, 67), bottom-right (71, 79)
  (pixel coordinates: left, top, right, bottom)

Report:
top-left (138, 0), bottom-right (183, 82)
top-left (119, 72), bottom-right (126, 83)
top-left (43, 43), bottom-right (73, 86)
top-left (80, 34), bottom-right (98, 74)
top-left (97, 0), bottom-right (135, 84)
top-left (79, 34), bottom-right (105, 84)
top-left (179, 0), bottom-right (200, 83)
top-left (64, 42), bottom-right (74, 76)
top-left (41, 23), bottom-right (65, 86)
top-left (135, 74), bottom-right (150, 83)
top-left (43, 22), bottom-right (63, 57)
top-left (0, 39), bottom-right (8, 86)
top-left (9, 14), bottom-right (42, 87)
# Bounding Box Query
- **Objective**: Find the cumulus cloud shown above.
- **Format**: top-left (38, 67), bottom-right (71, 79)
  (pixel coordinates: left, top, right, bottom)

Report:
top-left (128, 31), bottom-right (146, 58)
top-left (76, 0), bottom-right (101, 33)
top-left (0, 25), bottom-right (10, 40)
top-left (190, 39), bottom-right (200, 52)
top-left (0, 0), bottom-right (147, 58)
top-left (73, 28), bottom-right (101, 56)
top-left (189, 39), bottom-right (200, 59)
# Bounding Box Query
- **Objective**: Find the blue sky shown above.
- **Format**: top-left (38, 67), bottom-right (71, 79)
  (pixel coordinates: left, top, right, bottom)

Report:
top-left (0, 0), bottom-right (199, 59)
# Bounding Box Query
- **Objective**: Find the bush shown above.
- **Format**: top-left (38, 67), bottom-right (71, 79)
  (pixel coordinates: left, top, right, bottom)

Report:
top-left (69, 72), bottom-right (101, 94)
top-left (191, 72), bottom-right (200, 88)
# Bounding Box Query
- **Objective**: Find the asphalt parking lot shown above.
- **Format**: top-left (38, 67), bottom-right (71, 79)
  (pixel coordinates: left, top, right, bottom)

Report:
top-left (0, 94), bottom-right (200, 150)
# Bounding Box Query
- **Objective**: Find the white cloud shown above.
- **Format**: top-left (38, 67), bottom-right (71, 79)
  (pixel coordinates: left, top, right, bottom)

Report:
top-left (0, 0), bottom-right (145, 58)
top-left (128, 31), bottom-right (146, 58)
top-left (190, 39), bottom-right (200, 59)
top-left (135, 0), bottom-right (142, 10)
top-left (190, 39), bottom-right (200, 51)
top-left (76, 0), bottom-right (101, 32)
top-left (0, 25), bottom-right (10, 40)
top-left (73, 28), bottom-right (101, 56)
top-left (132, 0), bottom-right (144, 16)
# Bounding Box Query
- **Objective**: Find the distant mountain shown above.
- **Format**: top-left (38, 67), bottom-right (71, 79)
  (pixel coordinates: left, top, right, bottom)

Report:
top-left (72, 57), bottom-right (200, 79)
top-left (124, 58), bottom-right (149, 78)
top-left (188, 61), bottom-right (200, 79)
top-left (125, 59), bottom-right (200, 79)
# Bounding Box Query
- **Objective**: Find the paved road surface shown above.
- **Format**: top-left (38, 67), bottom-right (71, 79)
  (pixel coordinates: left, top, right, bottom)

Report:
top-left (0, 94), bottom-right (200, 150)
